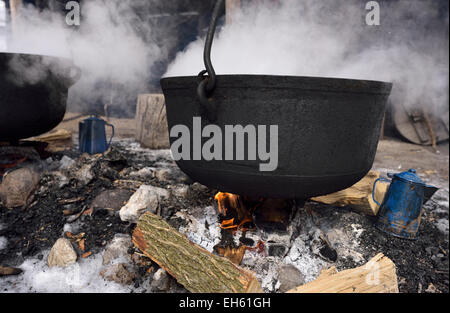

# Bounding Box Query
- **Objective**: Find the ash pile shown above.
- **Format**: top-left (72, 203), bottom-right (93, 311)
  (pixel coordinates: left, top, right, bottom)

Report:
top-left (0, 139), bottom-right (448, 293)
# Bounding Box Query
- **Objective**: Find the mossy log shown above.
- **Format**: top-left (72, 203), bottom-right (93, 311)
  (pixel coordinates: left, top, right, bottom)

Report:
top-left (133, 212), bottom-right (262, 293)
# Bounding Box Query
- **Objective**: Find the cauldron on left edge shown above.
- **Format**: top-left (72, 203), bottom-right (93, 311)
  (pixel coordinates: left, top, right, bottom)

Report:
top-left (0, 52), bottom-right (81, 141)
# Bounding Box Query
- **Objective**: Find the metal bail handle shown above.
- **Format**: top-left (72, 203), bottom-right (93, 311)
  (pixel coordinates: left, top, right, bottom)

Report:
top-left (105, 122), bottom-right (115, 149)
top-left (197, 0), bottom-right (224, 121)
top-left (372, 177), bottom-right (391, 206)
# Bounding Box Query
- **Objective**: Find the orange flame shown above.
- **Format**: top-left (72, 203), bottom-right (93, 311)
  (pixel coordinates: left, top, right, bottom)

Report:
top-left (215, 192), bottom-right (254, 231)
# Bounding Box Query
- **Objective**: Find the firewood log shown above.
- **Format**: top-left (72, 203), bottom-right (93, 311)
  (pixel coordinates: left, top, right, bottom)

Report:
top-left (133, 212), bottom-right (262, 293)
top-left (287, 253), bottom-right (398, 293)
top-left (311, 171), bottom-right (389, 215)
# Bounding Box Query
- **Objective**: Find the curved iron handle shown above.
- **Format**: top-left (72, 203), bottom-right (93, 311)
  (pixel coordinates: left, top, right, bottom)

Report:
top-left (105, 122), bottom-right (115, 149)
top-left (197, 0), bottom-right (224, 121)
top-left (372, 177), bottom-right (391, 206)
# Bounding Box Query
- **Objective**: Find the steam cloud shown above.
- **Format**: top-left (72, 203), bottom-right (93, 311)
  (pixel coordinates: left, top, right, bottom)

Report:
top-left (3, 0), bottom-right (178, 116)
top-left (165, 0), bottom-right (449, 118)
top-left (2, 0), bottom-right (448, 119)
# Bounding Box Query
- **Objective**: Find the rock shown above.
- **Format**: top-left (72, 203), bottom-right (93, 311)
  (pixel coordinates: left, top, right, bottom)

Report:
top-left (52, 172), bottom-right (70, 188)
top-left (91, 189), bottom-right (133, 213)
top-left (74, 163), bottom-right (95, 185)
top-left (151, 268), bottom-right (170, 292)
top-left (100, 263), bottom-right (136, 285)
top-left (103, 234), bottom-right (133, 265)
top-left (48, 238), bottom-right (77, 267)
top-left (154, 168), bottom-right (191, 184)
top-left (268, 244), bottom-right (287, 258)
top-left (59, 155), bottom-right (75, 170)
top-left (119, 185), bottom-right (169, 223)
top-left (171, 185), bottom-right (189, 198)
top-left (129, 167), bottom-right (155, 179)
top-left (154, 169), bottom-right (172, 182)
top-left (277, 264), bottom-right (306, 292)
top-left (425, 283), bottom-right (437, 293)
top-left (0, 167), bottom-right (40, 207)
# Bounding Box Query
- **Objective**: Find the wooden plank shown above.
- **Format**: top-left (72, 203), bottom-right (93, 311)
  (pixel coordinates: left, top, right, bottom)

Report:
top-left (287, 253), bottom-right (398, 293)
top-left (311, 171), bottom-right (389, 216)
top-left (134, 94), bottom-right (170, 149)
top-left (133, 212), bottom-right (262, 293)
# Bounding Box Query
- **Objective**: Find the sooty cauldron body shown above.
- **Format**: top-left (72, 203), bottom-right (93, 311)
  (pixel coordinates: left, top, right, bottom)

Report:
top-left (161, 74), bottom-right (392, 199)
top-left (0, 52), bottom-right (80, 141)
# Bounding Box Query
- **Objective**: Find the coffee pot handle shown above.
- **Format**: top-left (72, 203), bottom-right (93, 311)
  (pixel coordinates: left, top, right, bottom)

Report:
top-left (372, 177), bottom-right (391, 206)
top-left (106, 122), bottom-right (115, 148)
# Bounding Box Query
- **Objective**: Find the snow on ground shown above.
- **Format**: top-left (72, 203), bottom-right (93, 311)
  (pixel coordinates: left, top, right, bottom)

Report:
top-left (0, 251), bottom-right (146, 293)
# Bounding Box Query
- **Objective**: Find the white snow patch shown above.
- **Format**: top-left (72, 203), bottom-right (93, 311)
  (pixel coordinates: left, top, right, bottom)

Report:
top-left (0, 252), bottom-right (142, 293)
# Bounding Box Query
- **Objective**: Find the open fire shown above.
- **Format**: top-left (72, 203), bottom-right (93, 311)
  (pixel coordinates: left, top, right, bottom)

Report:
top-left (214, 192), bottom-right (296, 232)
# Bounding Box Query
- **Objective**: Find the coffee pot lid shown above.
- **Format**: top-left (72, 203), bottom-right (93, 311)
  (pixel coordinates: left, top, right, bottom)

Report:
top-left (394, 169), bottom-right (425, 185)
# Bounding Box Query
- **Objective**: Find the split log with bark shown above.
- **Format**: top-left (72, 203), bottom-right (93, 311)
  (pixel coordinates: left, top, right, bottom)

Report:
top-left (287, 253), bottom-right (398, 293)
top-left (133, 212), bottom-right (262, 293)
top-left (311, 171), bottom-right (389, 216)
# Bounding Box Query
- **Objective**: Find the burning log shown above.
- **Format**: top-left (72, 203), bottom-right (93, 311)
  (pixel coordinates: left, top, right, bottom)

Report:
top-left (311, 171), bottom-right (389, 216)
top-left (133, 212), bottom-right (262, 293)
top-left (287, 253), bottom-right (398, 293)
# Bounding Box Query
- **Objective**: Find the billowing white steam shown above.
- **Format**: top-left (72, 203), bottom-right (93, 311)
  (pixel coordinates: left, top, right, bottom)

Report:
top-left (165, 0), bottom-right (449, 116)
top-left (3, 0), bottom-right (170, 115)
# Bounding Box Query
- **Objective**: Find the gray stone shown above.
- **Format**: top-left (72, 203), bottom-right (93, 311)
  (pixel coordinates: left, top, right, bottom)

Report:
top-left (103, 234), bottom-right (133, 265)
top-left (74, 163), bottom-right (94, 185)
top-left (59, 155), bottom-right (76, 170)
top-left (129, 167), bottom-right (155, 179)
top-left (151, 268), bottom-right (170, 292)
top-left (0, 167), bottom-right (40, 207)
top-left (119, 185), bottom-right (169, 223)
top-left (277, 264), bottom-right (305, 292)
top-left (47, 238), bottom-right (77, 267)
top-left (171, 185), bottom-right (189, 198)
top-left (100, 263), bottom-right (136, 285)
top-left (92, 189), bottom-right (133, 212)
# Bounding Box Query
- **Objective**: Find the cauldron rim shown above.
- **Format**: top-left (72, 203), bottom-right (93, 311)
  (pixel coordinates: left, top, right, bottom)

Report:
top-left (0, 51), bottom-right (74, 63)
top-left (161, 74), bottom-right (392, 95)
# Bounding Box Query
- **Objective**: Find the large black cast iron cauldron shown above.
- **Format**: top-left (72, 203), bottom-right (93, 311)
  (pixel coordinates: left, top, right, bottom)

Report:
top-left (0, 52), bottom-right (80, 141)
top-left (161, 0), bottom-right (392, 199)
